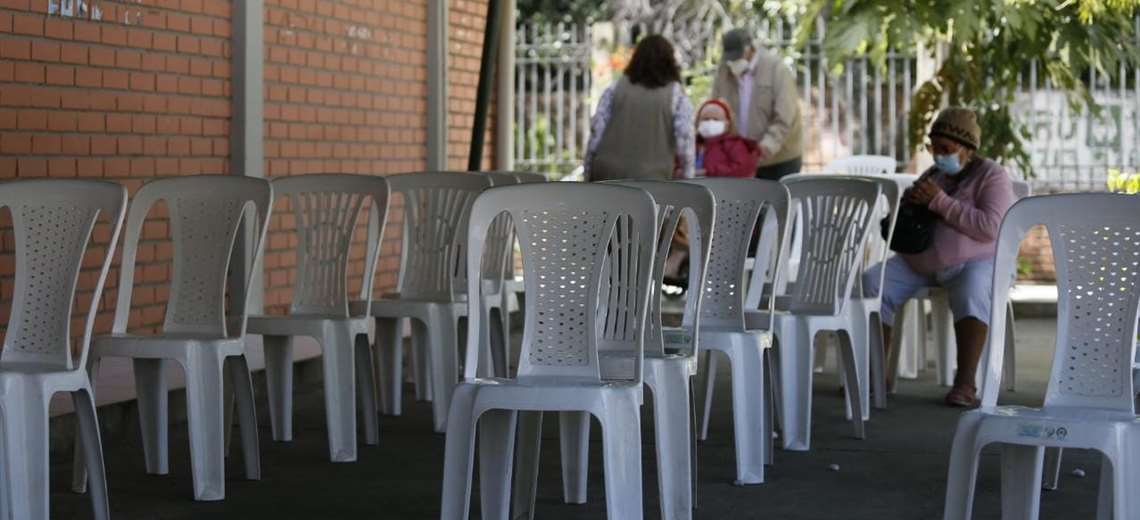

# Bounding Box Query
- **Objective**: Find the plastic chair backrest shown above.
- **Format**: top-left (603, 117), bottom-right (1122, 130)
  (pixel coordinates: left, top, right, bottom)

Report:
top-left (858, 177), bottom-right (903, 299)
top-left (113, 176), bottom-right (272, 338)
top-left (513, 172), bottom-right (548, 183)
top-left (271, 174), bottom-right (390, 317)
top-left (609, 180), bottom-right (715, 358)
top-left (384, 172), bottom-right (492, 301)
top-left (982, 193), bottom-right (1140, 411)
top-left (781, 176), bottom-right (881, 316)
top-left (464, 183), bottom-right (657, 381)
top-left (0, 180), bottom-right (126, 371)
top-left (686, 178), bottom-right (791, 330)
top-left (478, 173), bottom-right (520, 288)
top-left (826, 155), bottom-right (897, 175)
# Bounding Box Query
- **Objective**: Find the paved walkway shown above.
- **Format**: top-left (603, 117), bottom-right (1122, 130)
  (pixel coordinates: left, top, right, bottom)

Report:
top-left (49, 318), bottom-right (1105, 519)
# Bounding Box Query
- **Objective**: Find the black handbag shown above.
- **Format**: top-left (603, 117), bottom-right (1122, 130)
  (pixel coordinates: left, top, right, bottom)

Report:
top-left (881, 201), bottom-right (938, 254)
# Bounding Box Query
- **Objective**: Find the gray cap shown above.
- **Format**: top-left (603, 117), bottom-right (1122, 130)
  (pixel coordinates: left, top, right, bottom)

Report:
top-left (721, 29), bottom-right (753, 61)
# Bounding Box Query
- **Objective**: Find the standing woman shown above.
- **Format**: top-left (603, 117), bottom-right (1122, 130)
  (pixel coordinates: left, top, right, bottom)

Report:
top-left (584, 35), bottom-right (695, 181)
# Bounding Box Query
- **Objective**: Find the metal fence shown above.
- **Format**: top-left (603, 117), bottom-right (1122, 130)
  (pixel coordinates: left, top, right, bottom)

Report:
top-left (516, 18), bottom-right (1140, 191)
top-left (514, 22), bottom-right (593, 177)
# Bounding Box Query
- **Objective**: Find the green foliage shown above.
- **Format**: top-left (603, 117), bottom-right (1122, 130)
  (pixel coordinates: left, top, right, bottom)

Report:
top-left (796, 0), bottom-right (1140, 176)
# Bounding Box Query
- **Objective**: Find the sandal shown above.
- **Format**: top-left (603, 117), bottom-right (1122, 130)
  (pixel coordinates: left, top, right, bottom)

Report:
top-left (944, 384), bottom-right (979, 407)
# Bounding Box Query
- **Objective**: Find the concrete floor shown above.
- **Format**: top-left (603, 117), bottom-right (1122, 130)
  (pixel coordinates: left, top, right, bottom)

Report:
top-left (49, 318), bottom-right (1108, 519)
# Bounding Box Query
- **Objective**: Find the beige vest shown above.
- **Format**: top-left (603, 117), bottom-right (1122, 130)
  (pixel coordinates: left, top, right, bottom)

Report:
top-left (589, 77), bottom-right (676, 182)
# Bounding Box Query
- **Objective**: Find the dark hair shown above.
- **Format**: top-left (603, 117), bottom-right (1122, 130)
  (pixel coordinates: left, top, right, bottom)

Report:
top-left (624, 35), bottom-right (682, 89)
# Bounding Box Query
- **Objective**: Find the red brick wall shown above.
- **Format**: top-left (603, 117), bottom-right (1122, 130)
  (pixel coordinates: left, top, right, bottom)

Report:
top-left (0, 1), bottom-right (497, 330)
top-left (0, 0), bottom-right (233, 336)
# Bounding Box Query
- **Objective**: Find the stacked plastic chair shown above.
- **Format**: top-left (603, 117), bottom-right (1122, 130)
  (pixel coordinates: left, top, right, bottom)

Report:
top-left (943, 193), bottom-right (1140, 519)
top-left (440, 182), bottom-right (658, 520)
top-left (691, 178), bottom-right (791, 484)
top-left (247, 174), bottom-right (390, 462)
top-left (771, 176), bottom-right (881, 451)
top-left (0, 179), bottom-right (126, 520)
top-left (82, 176), bottom-right (272, 500)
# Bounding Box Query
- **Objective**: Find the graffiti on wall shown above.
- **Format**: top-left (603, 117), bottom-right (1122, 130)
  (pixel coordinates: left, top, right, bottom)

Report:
top-left (1015, 91), bottom-right (1140, 190)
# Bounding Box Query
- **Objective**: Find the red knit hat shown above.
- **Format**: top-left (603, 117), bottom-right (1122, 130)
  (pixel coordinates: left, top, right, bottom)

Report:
top-left (696, 98), bottom-right (736, 142)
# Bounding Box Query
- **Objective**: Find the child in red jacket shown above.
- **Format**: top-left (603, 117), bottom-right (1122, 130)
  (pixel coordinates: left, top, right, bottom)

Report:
top-left (695, 99), bottom-right (761, 178)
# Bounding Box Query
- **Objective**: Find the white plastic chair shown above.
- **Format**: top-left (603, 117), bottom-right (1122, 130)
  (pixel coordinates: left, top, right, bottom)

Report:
top-left (440, 182), bottom-right (658, 520)
top-left (246, 174), bottom-right (389, 462)
top-left (943, 192), bottom-right (1140, 520)
top-left (690, 178), bottom-right (792, 484)
top-left (556, 180), bottom-right (715, 519)
top-left (825, 155), bottom-right (898, 175)
top-left (0, 179), bottom-right (125, 520)
top-left (771, 176), bottom-right (881, 451)
top-left (83, 175), bottom-right (271, 501)
top-left (502, 172), bottom-right (548, 367)
top-left (364, 172), bottom-right (492, 432)
top-left (474, 172), bottom-right (521, 377)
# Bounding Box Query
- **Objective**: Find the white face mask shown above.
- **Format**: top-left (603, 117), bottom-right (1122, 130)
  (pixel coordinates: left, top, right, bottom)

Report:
top-left (698, 120), bottom-right (727, 139)
top-left (728, 58), bottom-right (750, 77)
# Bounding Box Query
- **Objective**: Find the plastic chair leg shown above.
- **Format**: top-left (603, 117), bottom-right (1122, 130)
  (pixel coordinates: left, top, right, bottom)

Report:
top-left (413, 319), bottom-right (432, 402)
top-left (1004, 301), bottom-right (1017, 392)
top-left (932, 296), bottom-right (955, 387)
top-left (559, 411), bottom-right (590, 504)
top-left (438, 385), bottom-right (478, 520)
top-left (942, 414), bottom-right (983, 520)
top-left (778, 319), bottom-right (814, 451)
top-left (134, 358), bottom-right (170, 475)
top-left (727, 342), bottom-right (766, 485)
top-left (488, 306), bottom-right (509, 377)
top-left (226, 355), bottom-right (261, 480)
top-left (427, 311), bottom-right (460, 433)
top-left (322, 324), bottom-right (360, 462)
top-left (868, 312), bottom-right (887, 410)
top-left (375, 317), bottom-right (403, 416)
top-left (262, 334), bottom-right (294, 441)
top-left (0, 383), bottom-right (51, 520)
top-left (478, 409), bottom-right (518, 520)
top-left (354, 333), bottom-right (380, 446)
top-left (71, 358), bottom-right (100, 493)
top-left (836, 330), bottom-right (866, 440)
top-left (599, 397), bottom-right (644, 520)
top-left (512, 411), bottom-right (544, 520)
top-left (647, 362), bottom-right (693, 518)
top-left (999, 444), bottom-right (1044, 519)
top-left (71, 386), bottom-right (110, 520)
top-left (182, 348), bottom-right (227, 501)
top-left (698, 350), bottom-right (718, 441)
top-left (763, 348), bottom-right (778, 466)
top-left (1043, 447), bottom-right (1063, 490)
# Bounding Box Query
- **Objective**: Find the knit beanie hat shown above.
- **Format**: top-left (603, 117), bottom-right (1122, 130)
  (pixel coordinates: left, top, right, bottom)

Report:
top-left (929, 107), bottom-right (981, 150)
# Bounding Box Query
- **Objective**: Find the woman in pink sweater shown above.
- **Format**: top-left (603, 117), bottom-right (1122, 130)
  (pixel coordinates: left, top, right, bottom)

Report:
top-left (862, 108), bottom-right (1015, 407)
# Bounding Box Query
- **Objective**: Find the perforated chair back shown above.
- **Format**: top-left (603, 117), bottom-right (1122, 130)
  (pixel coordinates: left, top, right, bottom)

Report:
top-left (0, 180), bottom-right (126, 371)
top-left (271, 174), bottom-right (390, 318)
top-left (609, 180), bottom-right (715, 358)
top-left (464, 183), bottom-right (657, 381)
top-left (825, 155), bottom-right (897, 175)
top-left (982, 193), bottom-right (1140, 411)
top-left (687, 178), bottom-right (791, 330)
top-left (112, 176), bottom-right (272, 338)
top-left (382, 172), bottom-right (492, 301)
top-left (478, 173), bottom-right (520, 291)
top-left (781, 176), bottom-right (881, 316)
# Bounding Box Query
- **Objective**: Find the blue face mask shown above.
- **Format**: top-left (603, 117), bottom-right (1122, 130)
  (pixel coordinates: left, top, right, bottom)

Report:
top-left (934, 153), bottom-right (963, 175)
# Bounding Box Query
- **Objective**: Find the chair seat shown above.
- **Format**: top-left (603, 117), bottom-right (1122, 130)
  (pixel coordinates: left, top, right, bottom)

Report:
top-left (248, 314), bottom-right (370, 337)
top-left (975, 405), bottom-right (1138, 427)
top-left (93, 333), bottom-right (245, 360)
top-left (458, 376), bottom-right (642, 413)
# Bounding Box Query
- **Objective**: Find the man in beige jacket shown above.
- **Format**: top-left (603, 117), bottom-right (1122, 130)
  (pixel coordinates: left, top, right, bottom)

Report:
top-left (711, 29), bottom-right (803, 179)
